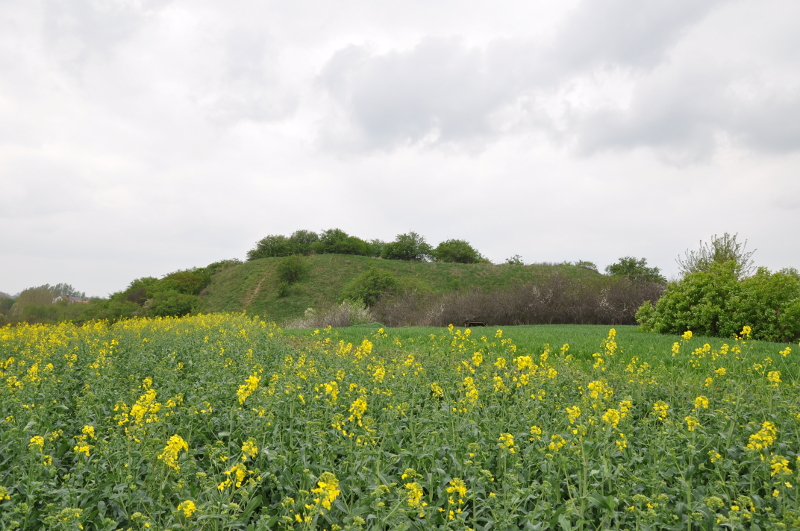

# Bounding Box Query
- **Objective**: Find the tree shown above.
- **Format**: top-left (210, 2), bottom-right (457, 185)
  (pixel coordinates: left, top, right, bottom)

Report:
top-left (432, 239), bottom-right (482, 264)
top-left (677, 233), bottom-right (755, 279)
top-left (341, 268), bottom-right (401, 306)
top-left (605, 257), bottom-right (666, 284)
top-left (382, 232), bottom-right (432, 261)
top-left (288, 230), bottom-right (319, 255)
top-left (315, 229), bottom-right (372, 256)
top-left (247, 235), bottom-right (296, 260)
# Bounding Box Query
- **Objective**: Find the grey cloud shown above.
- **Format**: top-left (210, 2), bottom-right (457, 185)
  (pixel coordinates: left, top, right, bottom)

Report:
top-left (550, 0), bottom-right (731, 71)
top-left (318, 37), bottom-right (524, 149)
top-left (316, 1), bottom-right (735, 153)
top-left (200, 27), bottom-right (298, 125)
top-left (41, 0), bottom-right (171, 66)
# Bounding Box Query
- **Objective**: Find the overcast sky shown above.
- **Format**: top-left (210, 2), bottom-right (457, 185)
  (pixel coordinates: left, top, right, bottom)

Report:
top-left (2, 0), bottom-right (799, 297)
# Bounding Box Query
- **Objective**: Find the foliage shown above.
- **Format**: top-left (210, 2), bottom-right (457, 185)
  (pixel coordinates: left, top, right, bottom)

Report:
top-left (314, 229), bottom-right (372, 256)
top-left (154, 271), bottom-right (211, 296)
top-left (198, 259), bottom-right (243, 276)
top-left (605, 257), bottom-right (666, 284)
top-left (247, 235), bottom-right (296, 260)
top-left (276, 255), bottom-right (310, 285)
top-left (504, 255), bottom-right (524, 265)
top-left (141, 291), bottom-right (197, 318)
top-left (341, 267), bottom-right (401, 307)
top-left (575, 260), bottom-right (598, 272)
top-left (381, 232), bottom-right (432, 261)
top-left (677, 232), bottom-right (755, 279)
top-left (1, 317), bottom-right (798, 530)
top-left (637, 261), bottom-right (800, 341)
top-left (288, 230), bottom-right (319, 255)
top-left (432, 239), bottom-right (483, 264)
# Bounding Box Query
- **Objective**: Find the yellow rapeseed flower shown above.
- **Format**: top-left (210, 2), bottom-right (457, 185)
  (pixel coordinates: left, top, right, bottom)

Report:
top-left (694, 396), bottom-right (709, 409)
top-left (652, 401), bottom-right (669, 421)
top-left (747, 421), bottom-right (777, 451)
top-left (311, 472), bottom-right (340, 511)
top-left (176, 500), bottom-right (197, 518)
top-left (157, 435), bottom-right (188, 470)
top-left (684, 416), bottom-right (700, 432)
top-left (498, 433), bottom-right (516, 453)
top-left (602, 408), bottom-right (621, 429)
top-left (28, 436), bottom-right (45, 451)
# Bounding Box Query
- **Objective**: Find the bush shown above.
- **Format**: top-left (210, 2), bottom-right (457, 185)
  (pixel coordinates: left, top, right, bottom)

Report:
top-left (155, 271), bottom-right (211, 295)
top-left (315, 229), bottom-right (372, 256)
top-left (341, 268), bottom-right (401, 307)
top-left (288, 230), bottom-right (319, 255)
top-left (432, 239), bottom-right (482, 264)
top-left (372, 273), bottom-right (664, 327)
top-left (606, 257), bottom-right (666, 283)
top-left (247, 235), bottom-right (297, 260)
top-left (276, 255), bottom-right (310, 285)
top-left (636, 261), bottom-right (800, 342)
top-left (677, 232), bottom-right (755, 279)
top-left (284, 301), bottom-right (373, 328)
top-left (382, 232), bottom-right (432, 261)
top-left (141, 292), bottom-right (197, 318)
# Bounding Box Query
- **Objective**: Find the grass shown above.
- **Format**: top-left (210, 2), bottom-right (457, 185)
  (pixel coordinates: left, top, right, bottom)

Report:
top-left (200, 255), bottom-right (600, 323)
top-left (2, 318), bottom-right (798, 529)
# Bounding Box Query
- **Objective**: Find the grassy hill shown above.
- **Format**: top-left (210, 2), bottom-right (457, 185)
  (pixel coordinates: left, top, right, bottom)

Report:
top-left (199, 254), bottom-right (600, 323)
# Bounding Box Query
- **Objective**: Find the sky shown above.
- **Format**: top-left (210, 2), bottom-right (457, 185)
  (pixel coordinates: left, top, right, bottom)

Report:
top-left (2, 0), bottom-right (799, 297)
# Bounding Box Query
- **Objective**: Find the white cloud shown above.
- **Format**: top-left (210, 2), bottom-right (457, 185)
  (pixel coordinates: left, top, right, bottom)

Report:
top-left (1, 0), bottom-right (799, 296)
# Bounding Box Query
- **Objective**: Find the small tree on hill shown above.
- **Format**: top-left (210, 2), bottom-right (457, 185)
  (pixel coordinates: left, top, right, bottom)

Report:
top-left (605, 257), bottom-right (666, 284)
top-left (677, 233), bottom-right (755, 279)
top-left (382, 232), bottom-right (432, 261)
top-left (432, 239), bottom-right (482, 264)
top-left (342, 268), bottom-right (401, 306)
top-left (247, 235), bottom-right (296, 260)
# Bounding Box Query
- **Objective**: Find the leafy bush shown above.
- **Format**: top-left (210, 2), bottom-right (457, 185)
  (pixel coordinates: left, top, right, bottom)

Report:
top-left (247, 235), bottom-right (297, 260)
top-left (676, 232), bottom-right (755, 279)
top-left (288, 230), bottom-right (319, 255)
top-left (382, 232), bottom-right (432, 261)
top-left (432, 239), bottom-right (483, 263)
top-left (284, 300), bottom-right (373, 328)
top-left (155, 271), bottom-right (211, 295)
top-left (636, 261), bottom-right (800, 341)
top-left (141, 291), bottom-right (197, 318)
top-left (276, 255), bottom-right (310, 285)
top-left (372, 273), bottom-right (664, 327)
top-left (605, 257), bottom-right (666, 283)
top-left (313, 228), bottom-right (372, 256)
top-left (341, 268), bottom-right (401, 307)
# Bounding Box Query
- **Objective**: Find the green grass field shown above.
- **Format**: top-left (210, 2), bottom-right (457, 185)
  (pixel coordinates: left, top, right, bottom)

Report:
top-left (1, 318), bottom-right (798, 530)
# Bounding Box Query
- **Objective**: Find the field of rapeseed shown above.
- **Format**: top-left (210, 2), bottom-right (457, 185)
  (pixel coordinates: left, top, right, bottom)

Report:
top-left (1, 315), bottom-right (799, 530)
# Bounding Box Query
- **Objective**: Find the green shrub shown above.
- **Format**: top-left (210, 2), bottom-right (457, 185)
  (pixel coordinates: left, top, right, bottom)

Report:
top-left (382, 232), bottom-right (432, 261)
top-left (316, 228), bottom-right (372, 256)
top-left (276, 255), bottom-right (310, 285)
top-left (342, 268), bottom-right (401, 307)
top-left (154, 271), bottom-right (211, 295)
top-left (636, 261), bottom-right (800, 341)
top-left (247, 235), bottom-right (297, 260)
top-left (142, 292), bottom-right (197, 318)
top-left (432, 239), bottom-right (482, 263)
top-left (606, 257), bottom-right (666, 283)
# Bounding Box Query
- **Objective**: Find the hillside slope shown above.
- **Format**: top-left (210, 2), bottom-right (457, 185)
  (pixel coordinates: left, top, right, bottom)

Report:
top-left (199, 254), bottom-right (600, 323)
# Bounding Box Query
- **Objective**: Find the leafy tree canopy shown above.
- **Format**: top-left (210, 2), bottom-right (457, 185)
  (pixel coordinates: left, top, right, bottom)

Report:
top-left (677, 233), bottom-right (755, 279)
top-left (432, 239), bottom-right (483, 264)
top-left (605, 257), bottom-right (666, 284)
top-left (382, 232), bottom-right (432, 261)
top-left (341, 268), bottom-right (401, 307)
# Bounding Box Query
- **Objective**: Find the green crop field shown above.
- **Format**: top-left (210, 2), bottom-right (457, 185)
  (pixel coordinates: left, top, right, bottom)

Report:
top-left (1, 316), bottom-right (798, 530)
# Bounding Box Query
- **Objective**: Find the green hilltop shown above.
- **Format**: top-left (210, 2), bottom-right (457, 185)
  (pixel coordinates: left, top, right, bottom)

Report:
top-left (199, 254), bottom-right (600, 323)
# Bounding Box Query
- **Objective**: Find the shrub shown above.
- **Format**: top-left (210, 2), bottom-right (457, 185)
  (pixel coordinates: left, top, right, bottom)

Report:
top-left (605, 257), bottom-right (666, 283)
top-left (276, 255), bottom-right (310, 285)
top-left (372, 273), bottom-right (664, 327)
top-left (432, 239), bottom-right (482, 264)
top-left (247, 235), bottom-right (296, 260)
top-left (155, 271), bottom-right (211, 295)
top-left (636, 261), bottom-right (800, 342)
top-left (341, 268), bottom-right (401, 307)
top-left (284, 301), bottom-right (373, 328)
top-left (382, 232), bottom-right (432, 261)
top-left (316, 229), bottom-right (372, 256)
top-left (288, 230), bottom-right (319, 255)
top-left (141, 292), bottom-right (197, 318)
top-left (677, 232), bottom-right (755, 279)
